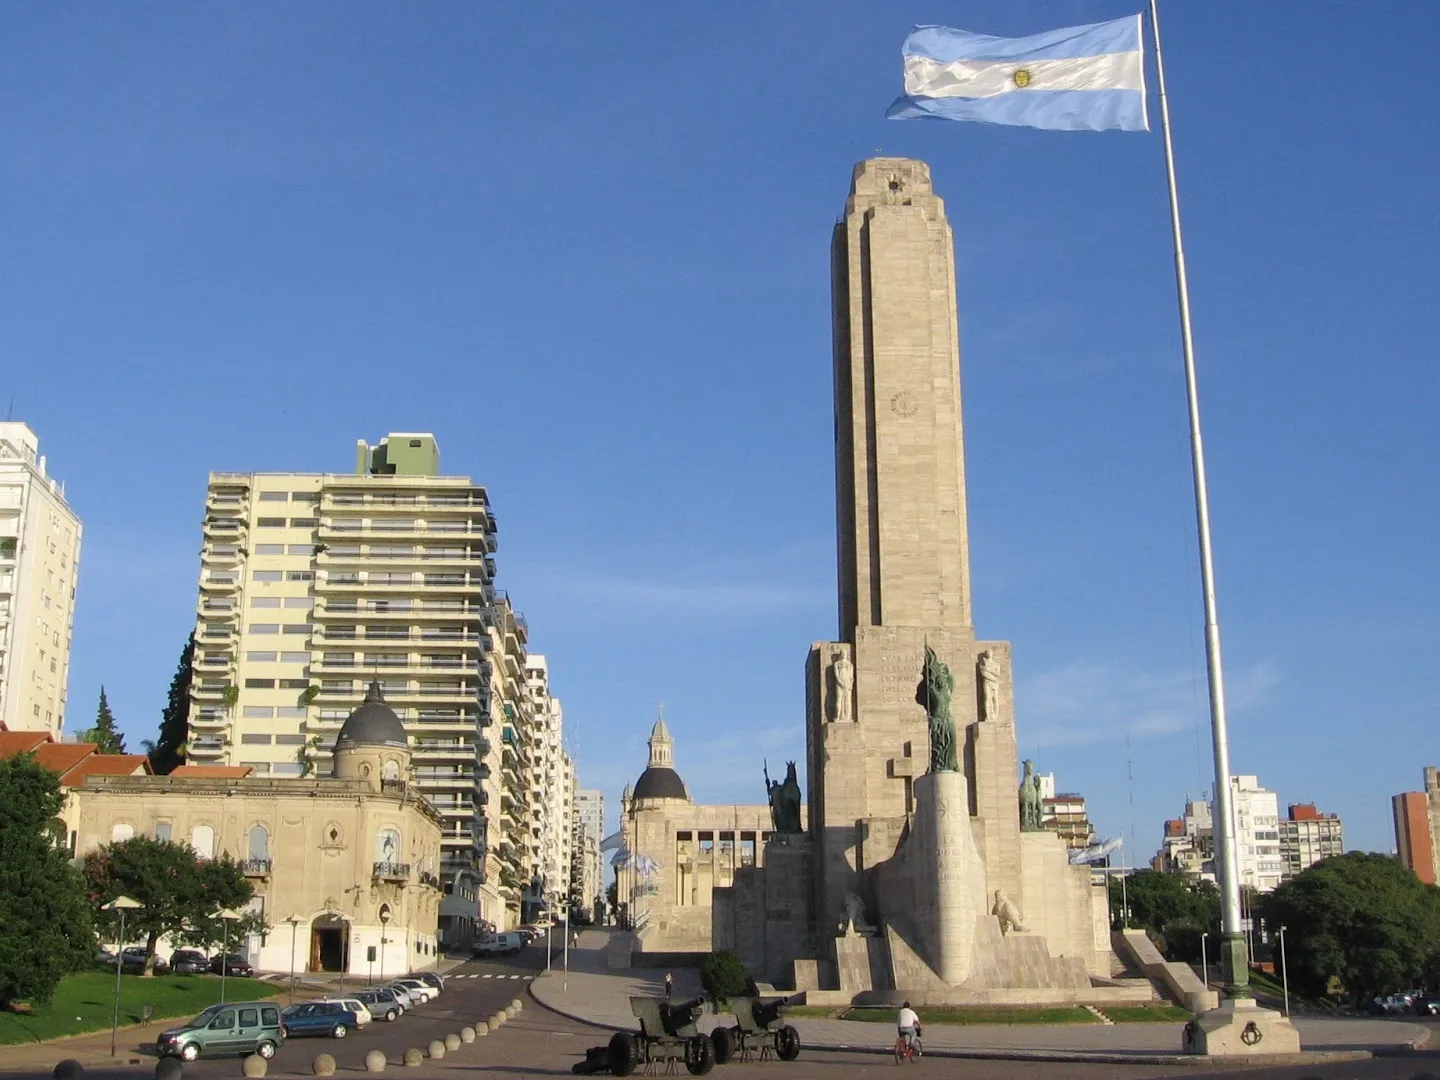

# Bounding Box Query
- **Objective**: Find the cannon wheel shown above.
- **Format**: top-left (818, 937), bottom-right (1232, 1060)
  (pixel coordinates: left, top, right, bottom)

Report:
top-left (776, 1025), bottom-right (801, 1061)
top-left (711, 1026), bottom-right (734, 1066)
top-left (607, 1032), bottom-right (640, 1077)
top-left (686, 1034), bottom-right (716, 1076)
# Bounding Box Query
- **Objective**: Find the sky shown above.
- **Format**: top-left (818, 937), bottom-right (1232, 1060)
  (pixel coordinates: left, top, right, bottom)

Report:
top-left (3, 2), bottom-right (1437, 859)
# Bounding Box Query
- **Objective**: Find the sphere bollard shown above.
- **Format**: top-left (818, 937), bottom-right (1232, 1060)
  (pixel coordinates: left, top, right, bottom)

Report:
top-left (312, 1054), bottom-right (336, 1076)
top-left (402, 1048), bottom-right (423, 1067)
top-left (53, 1060), bottom-right (84, 1080)
top-left (460, 1026), bottom-right (476, 1043)
top-left (365, 1049), bottom-right (388, 1072)
top-left (242, 1054), bottom-right (268, 1078)
top-left (427, 1039), bottom-right (446, 1059)
top-left (491, 1012), bottom-right (506, 1028)
top-left (475, 1021), bottom-right (489, 1036)
top-left (444, 1033), bottom-right (461, 1051)
top-left (511, 998), bottom-right (523, 1013)
top-left (154, 1059), bottom-right (183, 1080)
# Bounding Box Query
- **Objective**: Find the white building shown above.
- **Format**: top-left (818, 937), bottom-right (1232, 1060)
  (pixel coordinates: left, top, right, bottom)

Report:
top-left (1230, 775), bottom-right (1283, 893)
top-left (0, 423), bottom-right (82, 737)
top-left (185, 432), bottom-right (499, 932)
top-left (574, 788), bottom-right (606, 916)
top-left (523, 655), bottom-right (572, 921)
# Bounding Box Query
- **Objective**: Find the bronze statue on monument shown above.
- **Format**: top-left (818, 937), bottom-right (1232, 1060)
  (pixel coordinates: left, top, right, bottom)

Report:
top-left (1019, 759), bottom-right (1044, 832)
top-left (765, 760), bottom-right (803, 835)
top-left (917, 646), bottom-right (958, 773)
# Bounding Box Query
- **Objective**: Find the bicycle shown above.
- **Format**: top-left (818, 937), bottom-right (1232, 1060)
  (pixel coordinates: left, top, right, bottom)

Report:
top-left (892, 1030), bottom-right (922, 1064)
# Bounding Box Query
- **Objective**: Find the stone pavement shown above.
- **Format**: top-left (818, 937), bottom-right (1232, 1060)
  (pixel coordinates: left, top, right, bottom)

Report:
top-left (531, 930), bottom-right (1428, 1066)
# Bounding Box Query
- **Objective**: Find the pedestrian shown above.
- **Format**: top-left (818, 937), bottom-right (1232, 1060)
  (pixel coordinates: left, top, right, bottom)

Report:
top-left (664, 971), bottom-right (674, 999)
top-left (572, 930), bottom-right (579, 950)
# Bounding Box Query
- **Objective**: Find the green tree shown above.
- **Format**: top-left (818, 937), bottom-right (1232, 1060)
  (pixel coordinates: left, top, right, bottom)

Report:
top-left (1109, 870), bottom-right (1219, 959)
top-left (148, 635), bottom-right (194, 775)
top-left (1258, 852), bottom-right (1440, 1005)
top-left (0, 753), bottom-right (95, 1008)
top-left (80, 686), bottom-right (126, 754)
top-left (82, 836), bottom-right (254, 976)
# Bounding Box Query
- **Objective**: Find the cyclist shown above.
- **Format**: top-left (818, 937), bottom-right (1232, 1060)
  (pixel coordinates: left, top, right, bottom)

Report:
top-left (896, 1001), bottom-right (921, 1055)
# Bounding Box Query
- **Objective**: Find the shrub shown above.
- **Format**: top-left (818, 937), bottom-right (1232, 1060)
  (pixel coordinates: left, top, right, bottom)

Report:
top-left (700, 950), bottom-right (749, 1001)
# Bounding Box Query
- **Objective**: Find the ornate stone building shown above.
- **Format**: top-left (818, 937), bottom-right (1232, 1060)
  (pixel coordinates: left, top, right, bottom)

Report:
top-left (70, 682), bottom-right (443, 976)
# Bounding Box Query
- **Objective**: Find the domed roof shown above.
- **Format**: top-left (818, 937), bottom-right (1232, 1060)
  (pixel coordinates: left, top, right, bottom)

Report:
top-left (633, 766), bottom-right (688, 802)
top-left (335, 681), bottom-right (408, 749)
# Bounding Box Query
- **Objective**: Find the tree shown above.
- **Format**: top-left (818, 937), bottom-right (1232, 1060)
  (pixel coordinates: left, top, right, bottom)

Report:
top-left (1258, 852), bottom-right (1440, 1005)
top-left (0, 754), bottom-right (95, 1008)
top-left (80, 687), bottom-right (126, 755)
top-left (148, 635), bottom-right (194, 775)
top-left (82, 836), bottom-right (254, 976)
top-left (1109, 870), bottom-right (1218, 960)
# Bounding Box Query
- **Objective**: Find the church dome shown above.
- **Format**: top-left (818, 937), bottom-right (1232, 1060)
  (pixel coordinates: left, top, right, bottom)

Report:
top-left (633, 766), bottom-right (688, 802)
top-left (335, 681), bottom-right (408, 749)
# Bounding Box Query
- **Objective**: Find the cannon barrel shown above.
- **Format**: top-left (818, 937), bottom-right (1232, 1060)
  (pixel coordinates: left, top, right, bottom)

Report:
top-left (659, 997), bottom-right (705, 1035)
top-left (753, 995), bottom-right (790, 1029)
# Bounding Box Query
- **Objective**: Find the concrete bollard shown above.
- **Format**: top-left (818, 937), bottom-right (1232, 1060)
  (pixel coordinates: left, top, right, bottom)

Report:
top-left (53, 1061), bottom-right (84, 1080)
top-left (460, 1026), bottom-right (476, 1043)
top-left (427, 1039), bottom-right (446, 1059)
top-left (474, 1021), bottom-right (489, 1036)
top-left (364, 1049), bottom-right (388, 1072)
top-left (402, 1048), bottom-right (423, 1067)
top-left (511, 998), bottom-right (523, 1013)
top-left (311, 1054), bottom-right (336, 1077)
top-left (444, 1033), bottom-right (461, 1051)
top-left (241, 1054), bottom-right (268, 1078)
top-left (154, 1060), bottom-right (183, 1080)
top-left (491, 1012), bottom-right (506, 1028)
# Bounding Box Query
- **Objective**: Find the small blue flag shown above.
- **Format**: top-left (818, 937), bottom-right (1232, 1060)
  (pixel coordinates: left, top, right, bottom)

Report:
top-left (887, 15), bottom-right (1148, 132)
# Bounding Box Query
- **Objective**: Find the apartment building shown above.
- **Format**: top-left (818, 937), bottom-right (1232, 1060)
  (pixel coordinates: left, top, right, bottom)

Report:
top-left (0, 423), bottom-right (82, 737)
top-left (1155, 797), bottom-right (1214, 882)
top-left (520, 654), bottom-right (572, 924)
top-left (492, 593), bottom-right (532, 928)
top-left (1231, 775), bottom-right (1283, 892)
top-left (574, 788), bottom-right (606, 919)
top-left (187, 433), bottom-right (498, 935)
top-left (1279, 803), bottom-right (1343, 879)
top-left (1395, 767), bottom-right (1440, 885)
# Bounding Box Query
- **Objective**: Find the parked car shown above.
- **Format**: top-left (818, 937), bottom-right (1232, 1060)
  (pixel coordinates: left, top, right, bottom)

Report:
top-left (473, 932), bottom-right (526, 957)
top-left (121, 947), bottom-right (168, 974)
top-left (156, 1001), bottom-right (285, 1062)
top-left (392, 978), bottom-right (437, 1004)
top-left (170, 949), bottom-right (210, 975)
top-left (210, 953), bottom-right (254, 978)
top-left (406, 971), bottom-right (445, 994)
top-left (317, 996), bottom-right (372, 1026)
top-left (280, 1001), bottom-right (359, 1039)
top-left (353, 987), bottom-right (404, 1022)
top-left (385, 983), bottom-right (418, 1009)
top-left (94, 948), bottom-right (117, 966)
top-left (1416, 995), bottom-right (1440, 1017)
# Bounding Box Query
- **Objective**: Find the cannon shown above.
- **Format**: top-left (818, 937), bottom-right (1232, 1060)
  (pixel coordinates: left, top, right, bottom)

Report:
top-left (723, 996), bottom-right (800, 1063)
top-left (573, 997), bottom-right (715, 1076)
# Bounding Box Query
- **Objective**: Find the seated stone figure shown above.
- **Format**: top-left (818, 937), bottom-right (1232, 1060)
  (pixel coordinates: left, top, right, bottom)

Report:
top-left (840, 892), bottom-right (877, 936)
top-left (991, 889), bottom-right (1029, 934)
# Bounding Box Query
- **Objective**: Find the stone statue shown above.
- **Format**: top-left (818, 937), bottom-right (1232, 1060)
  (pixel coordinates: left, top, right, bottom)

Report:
top-left (977, 649), bottom-right (1000, 722)
top-left (765, 760), bottom-right (803, 835)
top-left (840, 891), bottom-right (877, 936)
top-left (829, 650), bottom-right (854, 723)
top-left (1019, 759), bottom-right (1043, 832)
top-left (991, 889), bottom-right (1029, 934)
top-left (916, 646), bottom-right (958, 773)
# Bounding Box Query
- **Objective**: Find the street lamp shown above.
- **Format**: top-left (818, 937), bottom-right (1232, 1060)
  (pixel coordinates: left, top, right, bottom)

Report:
top-left (285, 916), bottom-right (303, 1005)
top-left (378, 904), bottom-right (392, 988)
top-left (217, 909), bottom-right (241, 1004)
top-left (1278, 925), bottom-right (1290, 1018)
top-left (101, 896), bottom-right (143, 1058)
top-left (1200, 932), bottom-right (1209, 991)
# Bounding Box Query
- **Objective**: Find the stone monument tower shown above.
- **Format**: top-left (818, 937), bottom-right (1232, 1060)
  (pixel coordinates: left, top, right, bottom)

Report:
top-left (802, 159), bottom-right (1111, 1000)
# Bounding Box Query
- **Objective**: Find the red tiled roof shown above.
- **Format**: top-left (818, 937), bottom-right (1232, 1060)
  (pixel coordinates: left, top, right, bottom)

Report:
top-left (62, 754), bottom-right (151, 784)
top-left (168, 764), bottom-right (254, 778)
top-left (0, 731), bottom-right (53, 758)
top-left (32, 743), bottom-right (98, 780)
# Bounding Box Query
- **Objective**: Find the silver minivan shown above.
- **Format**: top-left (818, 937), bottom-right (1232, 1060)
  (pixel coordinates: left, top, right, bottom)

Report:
top-left (156, 1002), bottom-right (285, 1061)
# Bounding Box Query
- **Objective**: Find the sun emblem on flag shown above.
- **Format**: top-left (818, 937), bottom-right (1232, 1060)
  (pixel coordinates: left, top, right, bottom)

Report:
top-left (1012, 68), bottom-right (1033, 89)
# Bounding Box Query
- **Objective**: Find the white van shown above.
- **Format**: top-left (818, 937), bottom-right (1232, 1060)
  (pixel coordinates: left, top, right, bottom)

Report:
top-left (473, 932), bottom-right (526, 957)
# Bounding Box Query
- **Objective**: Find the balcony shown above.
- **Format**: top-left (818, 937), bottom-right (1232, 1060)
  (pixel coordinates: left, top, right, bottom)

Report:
top-left (200, 574), bottom-right (240, 592)
top-left (189, 711), bottom-right (229, 730)
top-left (372, 861), bottom-right (410, 882)
top-left (241, 858), bottom-right (272, 877)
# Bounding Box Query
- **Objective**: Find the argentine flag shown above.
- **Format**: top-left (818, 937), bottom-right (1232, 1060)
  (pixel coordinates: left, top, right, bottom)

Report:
top-left (887, 15), bottom-right (1148, 132)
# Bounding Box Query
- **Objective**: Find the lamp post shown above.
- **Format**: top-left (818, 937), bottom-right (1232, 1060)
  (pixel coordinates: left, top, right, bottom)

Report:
top-left (1200, 932), bottom-right (1209, 991)
top-left (217, 909), bottom-right (241, 1004)
top-left (1278, 925), bottom-right (1290, 1018)
top-left (285, 916), bottom-right (302, 1005)
top-left (101, 896), bottom-right (143, 1058)
top-left (378, 904), bottom-right (392, 988)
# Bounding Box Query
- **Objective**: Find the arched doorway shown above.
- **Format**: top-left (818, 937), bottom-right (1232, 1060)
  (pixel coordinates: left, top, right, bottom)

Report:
top-left (309, 913), bottom-right (350, 973)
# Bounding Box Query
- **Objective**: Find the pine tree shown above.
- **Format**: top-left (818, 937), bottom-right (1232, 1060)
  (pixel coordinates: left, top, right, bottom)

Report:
top-left (148, 634), bottom-right (194, 776)
top-left (81, 687), bottom-right (126, 755)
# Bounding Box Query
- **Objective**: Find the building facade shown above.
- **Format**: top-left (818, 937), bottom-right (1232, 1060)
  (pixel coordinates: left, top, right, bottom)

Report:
top-left (1231, 776), bottom-right (1283, 893)
top-left (1394, 767), bottom-right (1440, 885)
top-left (574, 788), bottom-right (606, 919)
top-left (186, 433), bottom-right (498, 941)
top-left (1279, 803), bottom-right (1343, 879)
top-left (0, 423), bottom-right (82, 737)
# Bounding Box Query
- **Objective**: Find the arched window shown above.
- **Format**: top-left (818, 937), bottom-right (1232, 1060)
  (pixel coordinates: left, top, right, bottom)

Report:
top-left (381, 760), bottom-right (400, 782)
top-left (247, 825), bottom-right (269, 861)
top-left (376, 828), bottom-right (401, 866)
top-left (191, 824), bottom-right (215, 860)
top-left (110, 822), bottom-right (134, 843)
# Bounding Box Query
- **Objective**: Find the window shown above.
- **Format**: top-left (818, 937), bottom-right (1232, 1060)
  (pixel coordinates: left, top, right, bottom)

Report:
top-left (275, 706), bottom-right (306, 718)
top-left (283, 597), bottom-right (313, 609)
top-left (247, 825), bottom-right (269, 860)
top-left (287, 571), bottom-right (314, 582)
top-left (111, 823), bottom-right (135, 843)
top-left (238, 1008), bottom-right (259, 1028)
top-left (288, 544), bottom-right (315, 555)
top-left (154, 822), bottom-right (172, 843)
top-left (281, 654), bottom-right (310, 665)
top-left (191, 825), bottom-right (215, 860)
top-left (275, 734), bottom-right (306, 746)
top-left (377, 828), bottom-right (402, 863)
top-left (254, 544), bottom-right (285, 555)
top-left (272, 762), bottom-right (304, 777)
top-left (252, 570), bottom-right (283, 582)
top-left (290, 517), bottom-right (319, 528)
top-left (250, 624), bottom-right (279, 634)
top-left (251, 597), bottom-right (282, 608)
top-left (241, 761), bottom-right (271, 774)
top-left (245, 678), bottom-right (276, 689)
top-left (241, 734), bottom-right (273, 745)
top-left (280, 676), bottom-right (309, 688)
top-left (256, 517), bottom-right (286, 527)
top-left (291, 492), bottom-right (319, 502)
top-left (259, 491), bottom-right (288, 502)
top-left (283, 624), bottom-right (312, 635)
top-left (243, 706), bottom-right (275, 718)
top-left (247, 652), bottom-right (278, 663)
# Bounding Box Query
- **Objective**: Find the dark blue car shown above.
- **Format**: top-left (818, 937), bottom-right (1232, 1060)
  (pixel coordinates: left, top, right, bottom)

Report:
top-left (280, 1002), bottom-right (358, 1039)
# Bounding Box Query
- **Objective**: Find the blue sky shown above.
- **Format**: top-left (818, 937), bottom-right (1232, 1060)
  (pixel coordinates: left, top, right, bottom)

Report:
top-left (4, 2), bottom-right (1436, 858)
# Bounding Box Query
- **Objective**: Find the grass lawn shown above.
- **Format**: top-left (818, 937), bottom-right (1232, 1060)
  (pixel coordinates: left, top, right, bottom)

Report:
top-left (782, 1006), bottom-right (843, 1018)
top-left (843, 1005), bottom-right (1099, 1025)
top-left (0, 970), bottom-right (279, 1045)
top-left (1103, 1004), bottom-right (1193, 1023)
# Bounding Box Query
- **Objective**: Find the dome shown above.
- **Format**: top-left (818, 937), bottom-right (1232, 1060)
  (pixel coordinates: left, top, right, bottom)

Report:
top-left (632, 766), bottom-right (688, 802)
top-left (335, 681), bottom-right (408, 749)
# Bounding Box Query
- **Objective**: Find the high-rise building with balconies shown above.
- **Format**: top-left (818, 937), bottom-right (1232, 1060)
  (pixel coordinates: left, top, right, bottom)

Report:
top-left (0, 423), bottom-right (82, 737)
top-left (187, 433), bottom-right (498, 935)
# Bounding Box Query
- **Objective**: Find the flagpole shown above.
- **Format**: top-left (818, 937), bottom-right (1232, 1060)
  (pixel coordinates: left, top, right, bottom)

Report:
top-left (1146, 0), bottom-right (1247, 1001)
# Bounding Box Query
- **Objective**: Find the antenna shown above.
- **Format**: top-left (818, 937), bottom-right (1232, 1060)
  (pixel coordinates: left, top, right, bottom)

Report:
top-left (4, 394), bottom-right (13, 421)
